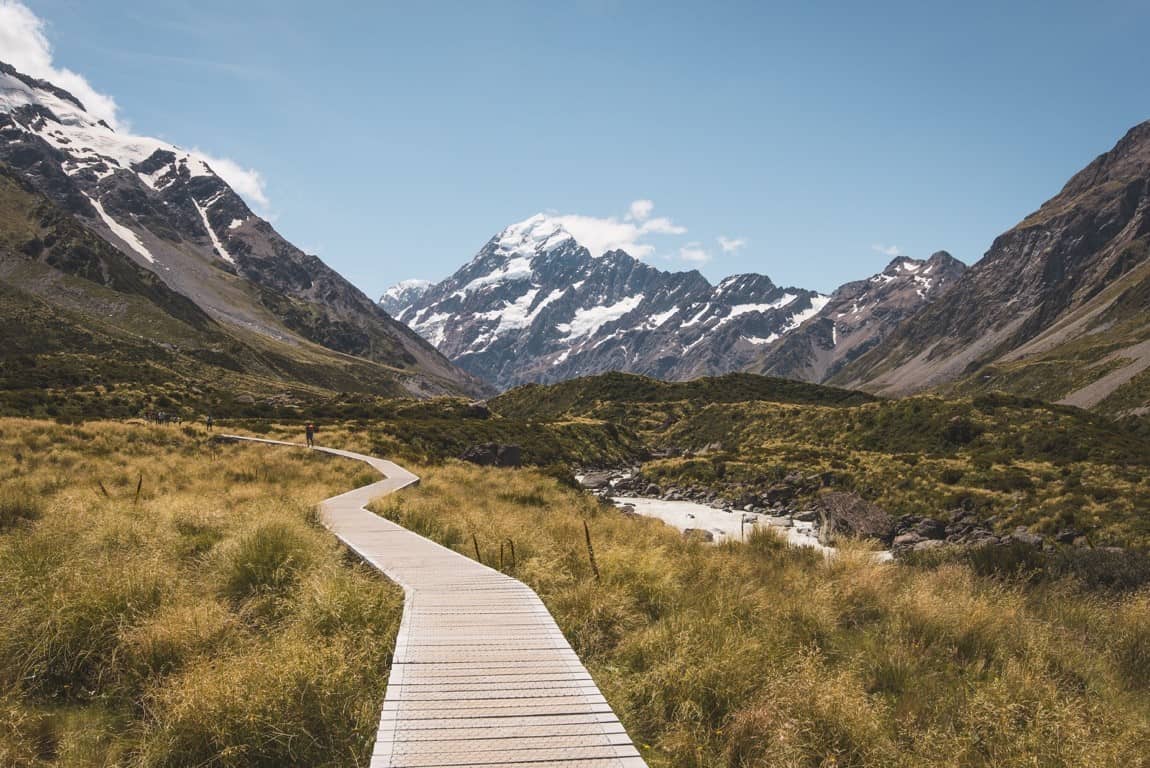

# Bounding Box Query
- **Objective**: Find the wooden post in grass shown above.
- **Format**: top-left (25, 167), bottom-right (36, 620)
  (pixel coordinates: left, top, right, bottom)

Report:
top-left (472, 533), bottom-right (483, 565)
top-left (97, 481), bottom-right (110, 498)
top-left (134, 475), bottom-right (143, 506)
top-left (583, 520), bottom-right (600, 582)
top-left (506, 539), bottom-right (516, 570)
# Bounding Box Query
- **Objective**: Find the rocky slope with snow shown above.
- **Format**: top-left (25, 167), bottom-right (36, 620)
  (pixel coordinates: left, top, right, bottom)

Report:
top-left (0, 60), bottom-right (486, 398)
top-left (385, 214), bottom-right (960, 390)
top-left (390, 215), bottom-right (828, 389)
top-left (831, 120), bottom-right (1150, 413)
top-left (750, 251), bottom-right (967, 382)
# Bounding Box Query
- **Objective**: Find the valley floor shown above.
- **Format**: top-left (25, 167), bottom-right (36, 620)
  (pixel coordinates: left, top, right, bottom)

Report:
top-left (374, 463), bottom-right (1150, 768)
top-left (2, 419), bottom-right (1148, 767)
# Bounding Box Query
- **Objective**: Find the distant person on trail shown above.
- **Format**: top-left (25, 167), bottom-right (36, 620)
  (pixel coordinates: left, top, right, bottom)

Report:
top-left (305, 422), bottom-right (316, 448)
top-left (205, 415), bottom-right (214, 432)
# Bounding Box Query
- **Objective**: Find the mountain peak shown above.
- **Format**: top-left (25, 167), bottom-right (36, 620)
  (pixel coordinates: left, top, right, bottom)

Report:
top-left (493, 213), bottom-right (574, 258)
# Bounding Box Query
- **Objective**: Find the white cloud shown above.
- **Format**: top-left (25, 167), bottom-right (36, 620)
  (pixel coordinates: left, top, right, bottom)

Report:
top-left (718, 236), bottom-right (747, 253)
top-left (871, 243), bottom-right (905, 257)
top-left (626, 199), bottom-right (654, 222)
top-left (679, 242), bottom-right (711, 264)
top-left (0, 0), bottom-right (121, 129)
top-left (194, 149), bottom-right (270, 210)
top-left (551, 200), bottom-right (686, 259)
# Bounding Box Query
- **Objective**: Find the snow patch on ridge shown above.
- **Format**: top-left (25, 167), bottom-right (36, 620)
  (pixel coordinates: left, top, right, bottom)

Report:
top-left (192, 199), bottom-right (235, 264)
top-left (558, 294), bottom-right (644, 340)
top-left (784, 295), bottom-right (831, 330)
top-left (85, 195), bottom-right (155, 264)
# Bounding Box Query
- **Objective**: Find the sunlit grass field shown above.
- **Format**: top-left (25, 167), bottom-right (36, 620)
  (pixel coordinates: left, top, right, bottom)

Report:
top-left (374, 463), bottom-right (1150, 768)
top-left (3, 417), bottom-right (1148, 767)
top-left (0, 419), bottom-right (402, 767)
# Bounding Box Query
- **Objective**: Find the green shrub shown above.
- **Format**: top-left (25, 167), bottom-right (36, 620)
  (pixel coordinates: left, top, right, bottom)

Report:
top-left (224, 522), bottom-right (314, 601)
top-left (0, 488), bottom-right (41, 530)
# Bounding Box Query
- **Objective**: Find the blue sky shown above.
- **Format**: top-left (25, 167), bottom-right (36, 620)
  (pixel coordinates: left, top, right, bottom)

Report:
top-left (6, 0), bottom-right (1150, 296)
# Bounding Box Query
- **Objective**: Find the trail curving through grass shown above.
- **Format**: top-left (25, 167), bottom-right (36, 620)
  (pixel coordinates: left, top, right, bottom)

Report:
top-left (222, 435), bottom-right (648, 768)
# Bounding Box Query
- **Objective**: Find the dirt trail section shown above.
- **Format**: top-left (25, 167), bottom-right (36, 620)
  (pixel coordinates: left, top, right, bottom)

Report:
top-left (222, 435), bottom-right (647, 768)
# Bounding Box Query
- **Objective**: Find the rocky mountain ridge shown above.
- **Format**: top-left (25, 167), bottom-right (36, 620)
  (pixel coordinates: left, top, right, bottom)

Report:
top-left (385, 214), bottom-right (961, 390)
top-left (832, 120), bottom-right (1150, 413)
top-left (0, 59), bottom-right (486, 398)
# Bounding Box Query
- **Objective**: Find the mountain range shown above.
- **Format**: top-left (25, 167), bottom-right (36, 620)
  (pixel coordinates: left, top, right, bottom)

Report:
top-left (831, 121), bottom-right (1150, 414)
top-left (2, 56), bottom-right (1146, 417)
top-left (0, 60), bottom-right (487, 407)
top-left (386, 215), bottom-right (965, 390)
top-left (385, 123), bottom-right (1150, 414)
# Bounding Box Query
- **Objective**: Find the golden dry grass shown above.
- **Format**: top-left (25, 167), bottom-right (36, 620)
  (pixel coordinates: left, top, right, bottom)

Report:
top-left (373, 462), bottom-right (1150, 768)
top-left (0, 419), bottom-right (402, 767)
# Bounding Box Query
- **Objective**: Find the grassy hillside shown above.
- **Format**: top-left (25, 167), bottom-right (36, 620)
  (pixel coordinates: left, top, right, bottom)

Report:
top-left (0, 164), bottom-right (474, 415)
top-left (372, 463), bottom-right (1150, 768)
top-left (943, 254), bottom-right (1150, 414)
top-left (491, 371), bottom-right (874, 422)
top-left (0, 420), bottom-right (401, 767)
top-left (492, 375), bottom-right (1150, 548)
top-left (228, 403), bottom-right (647, 469)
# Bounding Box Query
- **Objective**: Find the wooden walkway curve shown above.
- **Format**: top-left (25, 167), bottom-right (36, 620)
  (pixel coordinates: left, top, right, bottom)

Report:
top-left (223, 436), bottom-right (647, 768)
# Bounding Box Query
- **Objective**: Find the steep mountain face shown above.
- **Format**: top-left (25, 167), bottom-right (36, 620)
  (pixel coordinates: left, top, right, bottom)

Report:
top-left (379, 279), bottom-right (432, 315)
top-left (389, 214), bottom-right (830, 390)
top-left (751, 252), bottom-right (966, 382)
top-left (832, 121), bottom-right (1150, 413)
top-left (0, 60), bottom-right (486, 398)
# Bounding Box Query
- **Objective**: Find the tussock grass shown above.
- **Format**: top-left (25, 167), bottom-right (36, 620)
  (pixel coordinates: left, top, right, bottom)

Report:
top-left (0, 419), bottom-right (402, 767)
top-left (374, 462), bottom-right (1150, 768)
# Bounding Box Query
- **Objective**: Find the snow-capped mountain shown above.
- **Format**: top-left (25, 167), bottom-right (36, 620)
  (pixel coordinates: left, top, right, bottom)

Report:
top-left (380, 279), bottom-right (433, 315)
top-left (750, 252), bottom-right (967, 382)
top-left (386, 214), bottom-right (831, 390)
top-left (0, 60), bottom-right (486, 398)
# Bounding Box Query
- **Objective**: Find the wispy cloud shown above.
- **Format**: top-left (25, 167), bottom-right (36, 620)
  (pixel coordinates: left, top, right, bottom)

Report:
top-left (679, 242), bottom-right (711, 264)
top-left (626, 199), bottom-right (654, 222)
top-left (717, 235), bottom-right (747, 253)
top-left (194, 149), bottom-right (270, 210)
top-left (551, 200), bottom-right (687, 259)
top-left (871, 243), bottom-right (905, 257)
top-left (0, 0), bottom-right (121, 128)
top-left (0, 1), bottom-right (272, 212)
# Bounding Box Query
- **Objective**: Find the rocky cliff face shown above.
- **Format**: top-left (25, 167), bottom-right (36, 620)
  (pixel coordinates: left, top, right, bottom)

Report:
top-left (0, 60), bottom-right (486, 398)
top-left (388, 214), bottom-right (829, 390)
top-left (752, 251), bottom-right (966, 382)
top-left (832, 120), bottom-right (1150, 412)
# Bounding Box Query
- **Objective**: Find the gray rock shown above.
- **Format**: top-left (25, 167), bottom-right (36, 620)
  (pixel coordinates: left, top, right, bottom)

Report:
top-left (578, 471), bottom-right (614, 490)
top-left (914, 518), bottom-right (947, 540)
top-left (913, 539), bottom-right (947, 552)
top-left (893, 532), bottom-right (926, 548)
top-left (794, 510), bottom-right (819, 523)
top-left (1009, 529), bottom-right (1044, 547)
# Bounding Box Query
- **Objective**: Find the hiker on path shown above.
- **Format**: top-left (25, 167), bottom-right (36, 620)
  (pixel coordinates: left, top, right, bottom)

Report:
top-left (305, 422), bottom-right (316, 448)
top-left (205, 415), bottom-right (214, 432)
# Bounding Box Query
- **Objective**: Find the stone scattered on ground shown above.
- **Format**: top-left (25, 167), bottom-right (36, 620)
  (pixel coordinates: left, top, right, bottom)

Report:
top-left (460, 443), bottom-right (522, 468)
top-left (575, 465), bottom-right (1066, 559)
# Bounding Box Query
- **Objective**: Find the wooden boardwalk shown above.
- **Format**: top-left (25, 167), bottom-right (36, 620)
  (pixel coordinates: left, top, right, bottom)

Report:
top-left (225, 436), bottom-right (647, 768)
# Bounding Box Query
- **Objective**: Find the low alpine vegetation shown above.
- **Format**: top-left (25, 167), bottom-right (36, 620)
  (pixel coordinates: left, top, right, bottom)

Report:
top-left (0, 419), bottom-right (402, 767)
top-left (374, 462), bottom-right (1150, 768)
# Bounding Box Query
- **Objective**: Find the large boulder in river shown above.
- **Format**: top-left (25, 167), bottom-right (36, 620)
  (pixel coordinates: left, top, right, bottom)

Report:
top-left (817, 492), bottom-right (896, 545)
top-left (578, 471), bottom-right (615, 490)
